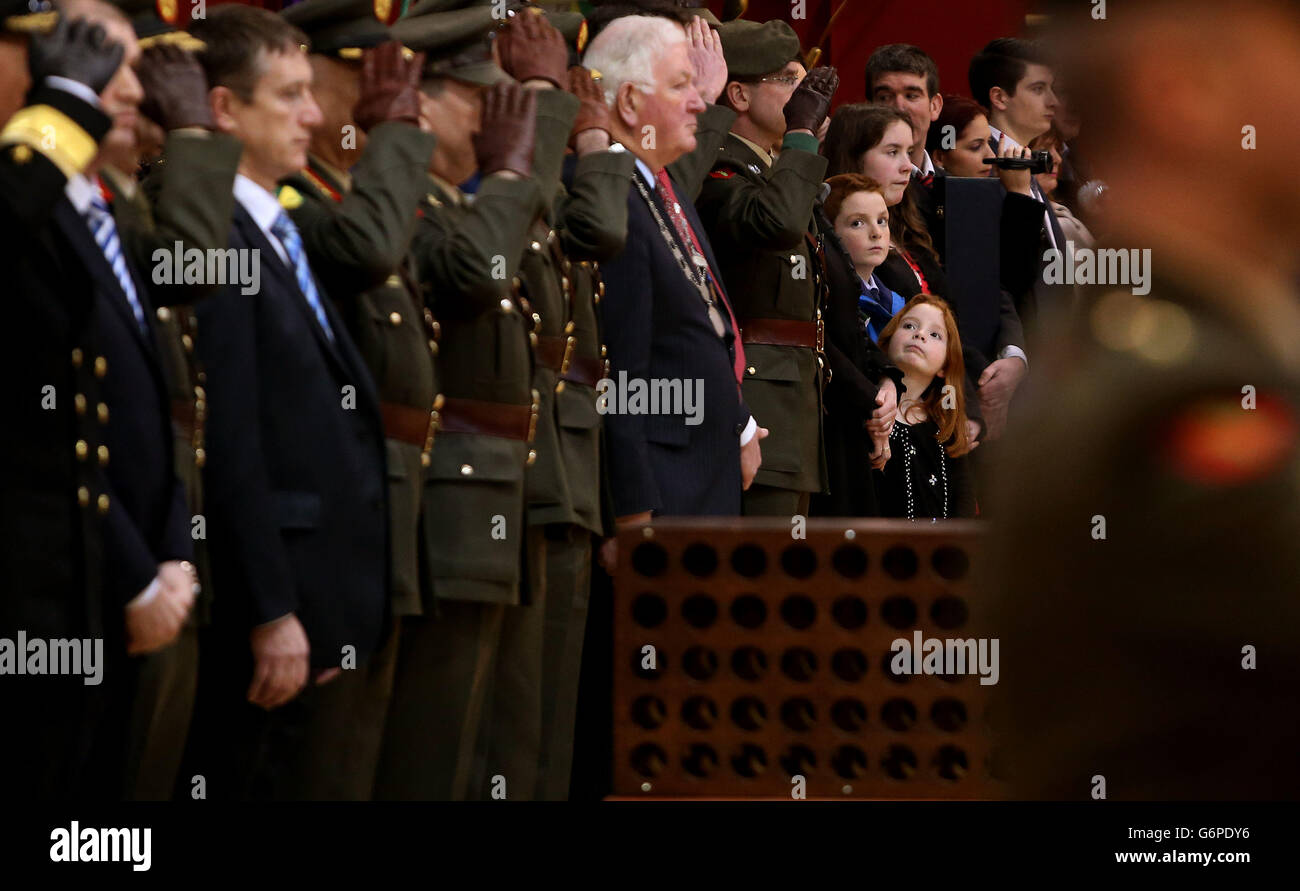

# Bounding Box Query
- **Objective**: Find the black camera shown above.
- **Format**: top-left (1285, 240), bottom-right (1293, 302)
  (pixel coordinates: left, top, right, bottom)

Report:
top-left (984, 150), bottom-right (1054, 174)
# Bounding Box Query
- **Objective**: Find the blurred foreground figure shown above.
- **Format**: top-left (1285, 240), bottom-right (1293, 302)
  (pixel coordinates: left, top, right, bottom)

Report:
top-left (984, 0), bottom-right (1300, 799)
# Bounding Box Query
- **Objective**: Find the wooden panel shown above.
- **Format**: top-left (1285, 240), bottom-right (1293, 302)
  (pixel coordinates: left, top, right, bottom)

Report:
top-left (612, 518), bottom-right (1001, 799)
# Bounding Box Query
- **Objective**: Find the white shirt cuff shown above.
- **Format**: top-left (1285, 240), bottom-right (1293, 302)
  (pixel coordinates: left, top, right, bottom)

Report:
top-left (45, 76), bottom-right (102, 109)
top-left (739, 416), bottom-right (758, 446)
top-left (999, 345), bottom-right (1029, 369)
top-left (128, 577), bottom-right (162, 608)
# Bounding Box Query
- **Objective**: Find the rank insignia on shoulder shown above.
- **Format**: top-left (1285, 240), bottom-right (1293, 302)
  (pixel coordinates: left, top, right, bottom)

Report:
top-left (748, 163), bottom-right (762, 175)
top-left (1160, 391), bottom-right (1298, 486)
top-left (277, 184), bottom-right (304, 210)
top-left (708, 169), bottom-right (735, 179)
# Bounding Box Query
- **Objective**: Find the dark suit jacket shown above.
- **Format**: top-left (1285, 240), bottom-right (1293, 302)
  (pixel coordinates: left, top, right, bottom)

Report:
top-left (601, 166), bottom-right (749, 517)
top-left (197, 205), bottom-right (388, 666)
top-left (54, 197), bottom-right (191, 609)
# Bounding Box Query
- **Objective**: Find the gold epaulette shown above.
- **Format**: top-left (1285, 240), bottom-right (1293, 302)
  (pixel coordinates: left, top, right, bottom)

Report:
top-left (0, 104), bottom-right (97, 180)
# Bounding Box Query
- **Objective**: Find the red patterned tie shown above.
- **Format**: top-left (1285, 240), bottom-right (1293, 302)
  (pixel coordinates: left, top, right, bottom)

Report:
top-left (654, 168), bottom-right (746, 387)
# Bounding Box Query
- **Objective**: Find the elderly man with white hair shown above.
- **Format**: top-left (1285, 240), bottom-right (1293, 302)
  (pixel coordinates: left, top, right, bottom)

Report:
top-left (586, 14), bottom-right (766, 529)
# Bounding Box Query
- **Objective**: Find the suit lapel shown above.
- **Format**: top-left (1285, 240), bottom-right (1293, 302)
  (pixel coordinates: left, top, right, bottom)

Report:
top-left (232, 205), bottom-right (379, 418)
top-left (233, 205), bottom-right (348, 372)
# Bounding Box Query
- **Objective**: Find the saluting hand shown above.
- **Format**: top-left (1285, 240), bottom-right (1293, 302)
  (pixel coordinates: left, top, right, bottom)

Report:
top-left (474, 81), bottom-right (538, 178)
top-left (29, 16), bottom-right (123, 95)
top-left (353, 40), bottom-right (424, 132)
top-left (137, 44), bottom-right (214, 131)
top-left (568, 66), bottom-right (611, 153)
top-left (783, 66), bottom-right (839, 136)
top-left (686, 16), bottom-right (726, 105)
top-left (496, 7), bottom-right (568, 89)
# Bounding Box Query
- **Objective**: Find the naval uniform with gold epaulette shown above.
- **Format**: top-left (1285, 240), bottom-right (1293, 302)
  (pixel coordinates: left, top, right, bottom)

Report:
top-left (0, 84), bottom-right (117, 800)
top-left (695, 131), bottom-right (830, 516)
top-left (278, 118), bottom-right (437, 799)
top-left (373, 169), bottom-right (542, 801)
top-left (98, 126), bottom-right (242, 801)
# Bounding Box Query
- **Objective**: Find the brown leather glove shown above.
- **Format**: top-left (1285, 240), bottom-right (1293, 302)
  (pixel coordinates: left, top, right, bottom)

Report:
top-left (474, 81), bottom-right (537, 177)
top-left (495, 7), bottom-right (568, 89)
top-left (137, 44), bottom-right (214, 131)
top-left (783, 66), bottom-right (839, 135)
top-left (352, 40), bottom-right (425, 132)
top-left (567, 66), bottom-right (610, 145)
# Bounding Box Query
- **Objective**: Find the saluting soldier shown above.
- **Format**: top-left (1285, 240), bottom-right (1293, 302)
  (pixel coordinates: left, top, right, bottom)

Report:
top-left (373, 0), bottom-right (542, 801)
top-left (276, 0), bottom-right (438, 800)
top-left (0, 1), bottom-right (130, 801)
top-left (98, 0), bottom-right (242, 801)
top-left (530, 8), bottom-right (638, 801)
top-left (695, 19), bottom-right (839, 518)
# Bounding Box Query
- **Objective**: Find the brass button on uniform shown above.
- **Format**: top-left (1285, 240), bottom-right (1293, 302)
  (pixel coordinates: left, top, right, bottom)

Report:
top-left (434, 393), bottom-right (446, 410)
top-left (499, 298), bottom-right (514, 313)
top-left (97, 402), bottom-right (109, 424)
top-left (195, 385), bottom-right (206, 401)
top-left (386, 274), bottom-right (402, 287)
top-left (555, 380), bottom-right (566, 394)
top-left (181, 334), bottom-right (194, 352)
top-left (747, 366), bottom-right (756, 375)
top-left (389, 311), bottom-right (402, 326)
top-left (74, 393), bottom-right (86, 415)
top-left (94, 356), bottom-right (107, 378)
top-left (530, 240), bottom-right (542, 252)
top-left (97, 493), bottom-right (110, 514)
top-left (75, 439), bottom-right (88, 460)
top-left (526, 449), bottom-right (537, 466)
top-left (97, 445), bottom-right (109, 466)
top-left (78, 486), bottom-right (90, 507)
top-left (460, 463), bottom-right (474, 476)
top-left (156, 306), bottom-right (172, 322)
top-left (195, 448), bottom-right (206, 468)
top-left (420, 452), bottom-right (431, 467)
top-left (71, 348), bottom-right (83, 368)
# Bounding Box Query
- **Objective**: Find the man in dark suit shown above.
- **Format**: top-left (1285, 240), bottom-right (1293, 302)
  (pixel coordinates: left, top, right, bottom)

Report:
top-left (186, 5), bottom-right (389, 799)
top-left (584, 12), bottom-right (762, 527)
top-left (969, 37), bottom-right (1072, 335)
top-left (277, 0), bottom-right (438, 801)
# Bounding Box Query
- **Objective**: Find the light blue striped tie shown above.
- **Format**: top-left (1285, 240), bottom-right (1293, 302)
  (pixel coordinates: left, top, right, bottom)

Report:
top-left (85, 192), bottom-right (148, 334)
top-left (271, 210), bottom-right (334, 342)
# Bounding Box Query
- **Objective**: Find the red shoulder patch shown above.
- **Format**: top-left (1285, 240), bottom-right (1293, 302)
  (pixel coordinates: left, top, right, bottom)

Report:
top-left (1160, 391), bottom-right (1297, 486)
top-left (709, 169), bottom-right (736, 179)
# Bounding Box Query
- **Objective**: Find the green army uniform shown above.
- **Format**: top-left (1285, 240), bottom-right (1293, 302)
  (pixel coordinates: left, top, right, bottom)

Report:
top-left (472, 84), bottom-right (581, 801)
top-left (695, 19), bottom-right (829, 517)
top-left (373, 2), bottom-right (543, 801)
top-left (277, 0), bottom-right (441, 799)
top-left (985, 274), bottom-right (1300, 799)
top-left (103, 117), bottom-right (242, 801)
top-left (531, 130), bottom-right (637, 802)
